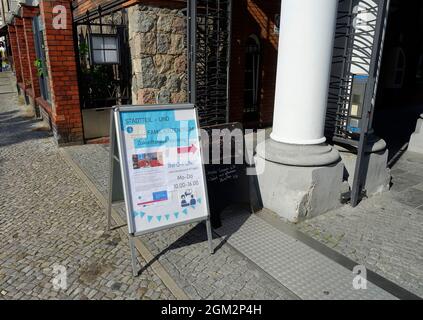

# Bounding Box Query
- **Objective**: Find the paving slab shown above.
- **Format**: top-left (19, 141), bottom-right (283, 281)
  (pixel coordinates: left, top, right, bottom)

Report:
top-left (298, 152), bottom-right (423, 298)
top-left (214, 210), bottom-right (396, 300)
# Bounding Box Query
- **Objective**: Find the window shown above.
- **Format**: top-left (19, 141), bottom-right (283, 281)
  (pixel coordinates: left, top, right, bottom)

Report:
top-left (243, 35), bottom-right (261, 118)
top-left (89, 34), bottom-right (120, 64)
top-left (33, 15), bottom-right (51, 102)
top-left (384, 47), bottom-right (406, 89)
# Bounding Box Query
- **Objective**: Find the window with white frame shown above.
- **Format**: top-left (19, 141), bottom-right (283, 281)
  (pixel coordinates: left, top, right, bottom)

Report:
top-left (90, 34), bottom-right (120, 64)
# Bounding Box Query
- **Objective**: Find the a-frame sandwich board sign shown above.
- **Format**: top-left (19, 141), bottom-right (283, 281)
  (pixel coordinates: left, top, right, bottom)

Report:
top-left (107, 104), bottom-right (214, 276)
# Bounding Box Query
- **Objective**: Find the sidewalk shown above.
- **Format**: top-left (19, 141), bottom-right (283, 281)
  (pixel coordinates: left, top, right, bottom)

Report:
top-left (0, 72), bottom-right (297, 300)
top-left (64, 141), bottom-right (407, 300)
top-left (64, 144), bottom-right (298, 300)
top-left (1, 70), bottom-right (421, 299)
top-left (297, 151), bottom-right (423, 298)
top-left (0, 72), bottom-right (174, 300)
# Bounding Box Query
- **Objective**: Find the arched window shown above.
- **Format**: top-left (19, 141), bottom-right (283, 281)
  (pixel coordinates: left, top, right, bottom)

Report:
top-left (244, 35), bottom-right (261, 119)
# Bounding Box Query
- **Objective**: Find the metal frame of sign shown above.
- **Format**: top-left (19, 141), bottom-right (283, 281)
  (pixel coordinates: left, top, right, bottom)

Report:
top-left (107, 104), bottom-right (214, 276)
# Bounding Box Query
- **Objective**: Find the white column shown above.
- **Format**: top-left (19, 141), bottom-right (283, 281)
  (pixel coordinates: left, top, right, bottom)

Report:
top-left (270, 0), bottom-right (339, 145)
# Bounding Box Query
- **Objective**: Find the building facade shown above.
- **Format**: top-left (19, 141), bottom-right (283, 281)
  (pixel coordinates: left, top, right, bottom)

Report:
top-left (2, 0), bottom-right (423, 220)
top-left (1, 0), bottom-right (283, 144)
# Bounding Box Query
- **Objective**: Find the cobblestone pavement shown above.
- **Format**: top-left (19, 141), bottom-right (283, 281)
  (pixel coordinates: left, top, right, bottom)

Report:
top-left (65, 145), bottom-right (299, 300)
top-left (0, 73), bottom-right (174, 300)
top-left (297, 152), bottom-right (423, 298)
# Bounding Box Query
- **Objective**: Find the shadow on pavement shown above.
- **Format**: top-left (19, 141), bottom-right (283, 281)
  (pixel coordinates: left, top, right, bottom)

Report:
top-left (0, 107), bottom-right (51, 148)
top-left (136, 208), bottom-right (252, 277)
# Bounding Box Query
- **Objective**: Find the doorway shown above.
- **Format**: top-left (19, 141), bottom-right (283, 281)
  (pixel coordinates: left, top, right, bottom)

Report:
top-left (243, 34), bottom-right (261, 123)
top-left (373, 0), bottom-right (423, 162)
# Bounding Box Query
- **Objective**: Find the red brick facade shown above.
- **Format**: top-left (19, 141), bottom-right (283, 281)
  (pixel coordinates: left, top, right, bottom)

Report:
top-left (14, 19), bottom-right (30, 92)
top-left (5, 0), bottom-right (279, 145)
top-left (21, 5), bottom-right (41, 100)
top-left (7, 26), bottom-right (23, 84)
top-left (229, 0), bottom-right (280, 128)
top-left (39, 0), bottom-right (83, 144)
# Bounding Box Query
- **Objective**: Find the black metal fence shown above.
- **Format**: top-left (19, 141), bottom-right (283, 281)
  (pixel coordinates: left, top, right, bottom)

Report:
top-left (73, 7), bottom-right (131, 109)
top-left (188, 0), bottom-right (232, 126)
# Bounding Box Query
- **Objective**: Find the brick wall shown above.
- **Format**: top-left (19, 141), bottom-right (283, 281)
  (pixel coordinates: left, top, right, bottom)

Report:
top-left (7, 25), bottom-right (23, 84)
top-left (22, 5), bottom-right (41, 99)
top-left (14, 19), bottom-right (31, 91)
top-left (229, 0), bottom-right (280, 128)
top-left (39, 0), bottom-right (83, 145)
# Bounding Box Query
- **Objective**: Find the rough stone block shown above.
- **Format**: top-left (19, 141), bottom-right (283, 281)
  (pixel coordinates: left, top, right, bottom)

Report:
top-left (140, 32), bottom-right (157, 55)
top-left (171, 91), bottom-right (187, 104)
top-left (136, 58), bottom-right (167, 89)
top-left (254, 156), bottom-right (345, 223)
top-left (172, 17), bottom-right (186, 34)
top-left (137, 88), bottom-right (157, 104)
top-left (166, 74), bottom-right (181, 92)
top-left (154, 55), bottom-right (174, 73)
top-left (169, 34), bottom-right (185, 55)
top-left (158, 89), bottom-right (171, 103)
top-left (337, 144), bottom-right (391, 197)
top-left (157, 33), bottom-right (171, 54)
top-left (134, 11), bottom-right (156, 33)
top-left (157, 15), bottom-right (174, 32)
top-left (173, 55), bottom-right (187, 74)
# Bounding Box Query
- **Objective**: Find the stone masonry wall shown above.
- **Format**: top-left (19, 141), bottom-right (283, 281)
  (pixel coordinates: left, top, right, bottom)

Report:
top-left (128, 5), bottom-right (187, 105)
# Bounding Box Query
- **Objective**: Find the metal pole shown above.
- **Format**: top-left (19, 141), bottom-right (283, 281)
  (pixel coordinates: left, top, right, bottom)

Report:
top-left (351, 0), bottom-right (390, 207)
top-left (225, 0), bottom-right (233, 123)
top-left (187, 0), bottom-right (197, 105)
top-left (107, 110), bottom-right (116, 230)
top-left (128, 235), bottom-right (139, 277)
top-left (206, 218), bottom-right (214, 254)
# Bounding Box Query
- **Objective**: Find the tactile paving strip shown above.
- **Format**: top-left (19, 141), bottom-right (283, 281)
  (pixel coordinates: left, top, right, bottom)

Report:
top-left (215, 211), bottom-right (397, 300)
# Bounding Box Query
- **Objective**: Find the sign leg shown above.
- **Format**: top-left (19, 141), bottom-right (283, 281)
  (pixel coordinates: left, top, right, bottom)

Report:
top-left (106, 202), bottom-right (112, 231)
top-left (128, 236), bottom-right (139, 277)
top-left (206, 219), bottom-right (214, 254)
top-left (107, 114), bottom-right (116, 231)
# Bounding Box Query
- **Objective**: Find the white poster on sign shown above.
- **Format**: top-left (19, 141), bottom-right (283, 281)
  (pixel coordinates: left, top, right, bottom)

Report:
top-left (115, 105), bottom-right (209, 235)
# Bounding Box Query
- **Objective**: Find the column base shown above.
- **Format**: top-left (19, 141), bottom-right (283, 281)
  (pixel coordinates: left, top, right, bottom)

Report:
top-left (408, 114), bottom-right (423, 154)
top-left (254, 139), bottom-right (346, 223)
top-left (336, 135), bottom-right (391, 197)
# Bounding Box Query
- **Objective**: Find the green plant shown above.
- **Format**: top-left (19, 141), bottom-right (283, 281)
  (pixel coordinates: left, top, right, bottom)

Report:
top-left (79, 42), bottom-right (89, 57)
top-left (34, 58), bottom-right (44, 77)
